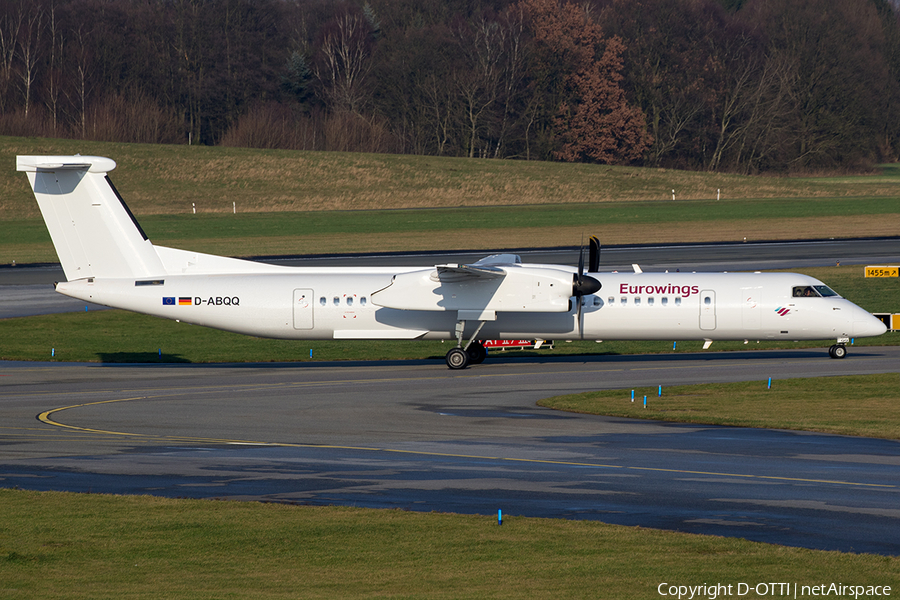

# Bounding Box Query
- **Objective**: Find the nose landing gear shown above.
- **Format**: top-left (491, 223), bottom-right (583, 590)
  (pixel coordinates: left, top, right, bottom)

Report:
top-left (828, 344), bottom-right (847, 359)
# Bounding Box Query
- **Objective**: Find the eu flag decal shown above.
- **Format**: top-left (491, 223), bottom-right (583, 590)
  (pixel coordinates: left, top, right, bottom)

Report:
top-left (163, 297), bottom-right (176, 305)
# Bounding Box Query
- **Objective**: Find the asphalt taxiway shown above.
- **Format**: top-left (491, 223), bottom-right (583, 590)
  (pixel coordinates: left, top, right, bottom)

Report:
top-left (2, 347), bottom-right (900, 555)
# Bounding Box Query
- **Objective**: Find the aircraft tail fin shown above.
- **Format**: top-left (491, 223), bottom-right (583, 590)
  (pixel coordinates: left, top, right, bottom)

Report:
top-left (18, 155), bottom-right (165, 281)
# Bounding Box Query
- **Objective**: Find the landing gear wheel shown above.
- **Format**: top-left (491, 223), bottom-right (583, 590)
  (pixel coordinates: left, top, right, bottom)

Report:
top-left (446, 347), bottom-right (470, 370)
top-left (829, 344), bottom-right (847, 359)
top-left (467, 342), bottom-right (487, 364)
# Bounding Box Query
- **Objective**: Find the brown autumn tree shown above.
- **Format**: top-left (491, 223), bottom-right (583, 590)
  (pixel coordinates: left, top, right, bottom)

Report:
top-left (522, 0), bottom-right (650, 164)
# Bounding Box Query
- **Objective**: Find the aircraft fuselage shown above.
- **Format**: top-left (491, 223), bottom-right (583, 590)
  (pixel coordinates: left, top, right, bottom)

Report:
top-left (56, 268), bottom-right (884, 343)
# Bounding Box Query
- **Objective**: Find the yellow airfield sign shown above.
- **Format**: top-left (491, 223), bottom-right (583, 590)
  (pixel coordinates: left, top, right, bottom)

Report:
top-left (865, 266), bottom-right (899, 278)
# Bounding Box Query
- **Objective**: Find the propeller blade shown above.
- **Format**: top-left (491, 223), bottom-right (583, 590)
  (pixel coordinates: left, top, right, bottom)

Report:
top-left (589, 236), bottom-right (600, 272)
top-left (577, 240), bottom-right (586, 277)
top-left (577, 296), bottom-right (584, 339)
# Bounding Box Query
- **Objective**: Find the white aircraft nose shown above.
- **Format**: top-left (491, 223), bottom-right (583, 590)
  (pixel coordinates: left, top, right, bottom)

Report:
top-left (853, 312), bottom-right (888, 338)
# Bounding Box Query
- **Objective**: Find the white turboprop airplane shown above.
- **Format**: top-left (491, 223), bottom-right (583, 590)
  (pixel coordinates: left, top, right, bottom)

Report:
top-left (18, 155), bottom-right (887, 368)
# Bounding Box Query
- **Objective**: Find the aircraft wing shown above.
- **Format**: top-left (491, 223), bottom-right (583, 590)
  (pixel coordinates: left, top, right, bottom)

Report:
top-left (372, 256), bottom-right (574, 313)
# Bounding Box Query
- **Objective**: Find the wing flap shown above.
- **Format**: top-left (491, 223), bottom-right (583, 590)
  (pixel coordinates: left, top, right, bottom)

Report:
top-left (433, 263), bottom-right (506, 283)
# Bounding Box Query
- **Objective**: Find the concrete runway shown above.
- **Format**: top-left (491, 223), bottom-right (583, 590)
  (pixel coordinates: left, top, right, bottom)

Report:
top-left (2, 347), bottom-right (900, 555)
top-left (2, 237), bottom-right (899, 554)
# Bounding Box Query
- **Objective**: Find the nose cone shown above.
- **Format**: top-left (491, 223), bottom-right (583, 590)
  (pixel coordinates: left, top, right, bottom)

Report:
top-left (853, 312), bottom-right (888, 338)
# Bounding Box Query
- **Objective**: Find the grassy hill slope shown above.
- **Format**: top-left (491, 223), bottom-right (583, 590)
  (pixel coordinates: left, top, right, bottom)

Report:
top-left (2, 136), bottom-right (898, 263)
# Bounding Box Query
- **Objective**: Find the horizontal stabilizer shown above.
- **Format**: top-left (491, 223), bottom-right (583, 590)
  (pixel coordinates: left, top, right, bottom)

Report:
top-left (17, 155), bottom-right (117, 173)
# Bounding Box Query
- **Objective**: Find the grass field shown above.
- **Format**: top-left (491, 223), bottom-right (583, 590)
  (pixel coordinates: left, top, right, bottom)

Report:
top-left (2, 490), bottom-right (898, 600)
top-left (4, 137), bottom-right (900, 217)
top-left (2, 136), bottom-right (899, 263)
top-left (538, 373), bottom-right (900, 439)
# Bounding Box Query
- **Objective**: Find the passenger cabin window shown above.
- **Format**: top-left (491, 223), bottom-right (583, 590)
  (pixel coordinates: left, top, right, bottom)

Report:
top-left (635, 297), bottom-right (641, 306)
top-left (333, 297), bottom-right (340, 306)
top-left (347, 297), bottom-right (354, 306)
top-left (360, 297), bottom-right (367, 306)
top-left (608, 296), bottom-right (615, 305)
top-left (675, 297), bottom-right (682, 306)
top-left (648, 297), bottom-right (654, 306)
top-left (320, 297), bottom-right (326, 306)
top-left (661, 297), bottom-right (668, 306)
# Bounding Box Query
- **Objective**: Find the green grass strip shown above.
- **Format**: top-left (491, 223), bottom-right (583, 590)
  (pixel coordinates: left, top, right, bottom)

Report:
top-left (538, 374), bottom-right (900, 440)
top-left (1, 489), bottom-right (898, 599)
top-left (3, 195), bottom-right (899, 263)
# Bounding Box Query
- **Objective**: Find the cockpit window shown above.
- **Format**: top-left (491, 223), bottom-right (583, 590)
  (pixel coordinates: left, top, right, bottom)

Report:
top-left (813, 285), bottom-right (839, 297)
top-left (792, 285), bottom-right (840, 298)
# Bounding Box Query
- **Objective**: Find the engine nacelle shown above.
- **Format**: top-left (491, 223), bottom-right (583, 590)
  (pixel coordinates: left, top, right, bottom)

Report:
top-left (371, 265), bottom-right (576, 312)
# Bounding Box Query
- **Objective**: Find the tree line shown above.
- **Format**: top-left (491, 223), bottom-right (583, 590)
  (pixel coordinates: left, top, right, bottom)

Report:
top-left (2, 0), bottom-right (899, 173)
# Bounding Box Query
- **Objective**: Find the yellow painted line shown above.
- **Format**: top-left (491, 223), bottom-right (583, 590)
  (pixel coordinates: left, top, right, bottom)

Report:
top-left (38, 397), bottom-right (150, 436)
top-left (34, 395), bottom-right (896, 490)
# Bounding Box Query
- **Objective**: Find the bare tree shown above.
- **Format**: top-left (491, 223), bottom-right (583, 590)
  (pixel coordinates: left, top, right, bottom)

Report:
top-left (315, 10), bottom-right (374, 115)
top-left (419, 72), bottom-right (454, 155)
top-left (15, 2), bottom-right (42, 117)
top-left (729, 52), bottom-right (796, 173)
top-left (44, 1), bottom-right (62, 133)
top-left (705, 29), bottom-right (761, 171)
top-left (454, 17), bottom-right (504, 157)
top-left (68, 25), bottom-right (93, 138)
top-left (0, 5), bottom-right (23, 113)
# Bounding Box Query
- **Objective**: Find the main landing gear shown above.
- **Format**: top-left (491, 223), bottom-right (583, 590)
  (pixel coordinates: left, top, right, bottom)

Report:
top-left (445, 319), bottom-right (489, 369)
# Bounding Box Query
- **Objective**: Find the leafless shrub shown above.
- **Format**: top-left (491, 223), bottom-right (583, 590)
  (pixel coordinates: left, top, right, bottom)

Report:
top-left (221, 103), bottom-right (400, 154)
top-left (85, 92), bottom-right (182, 144)
top-left (0, 107), bottom-right (56, 137)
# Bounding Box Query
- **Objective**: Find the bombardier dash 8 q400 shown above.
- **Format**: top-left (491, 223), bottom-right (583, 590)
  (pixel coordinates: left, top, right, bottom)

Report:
top-left (18, 155), bottom-right (887, 369)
